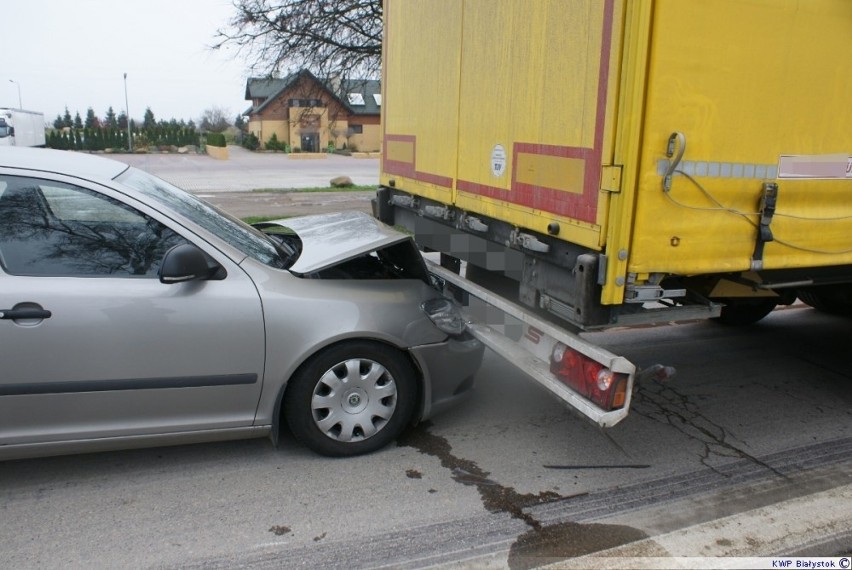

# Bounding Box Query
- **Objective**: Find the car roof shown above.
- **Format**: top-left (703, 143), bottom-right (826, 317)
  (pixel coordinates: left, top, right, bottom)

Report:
top-left (0, 147), bottom-right (129, 182)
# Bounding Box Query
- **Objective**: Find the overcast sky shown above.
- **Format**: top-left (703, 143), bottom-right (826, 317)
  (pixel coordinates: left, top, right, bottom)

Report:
top-left (1, 0), bottom-right (252, 124)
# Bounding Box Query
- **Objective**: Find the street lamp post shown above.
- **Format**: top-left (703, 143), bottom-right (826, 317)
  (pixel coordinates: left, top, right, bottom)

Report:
top-left (123, 73), bottom-right (132, 152)
top-left (8, 79), bottom-right (22, 109)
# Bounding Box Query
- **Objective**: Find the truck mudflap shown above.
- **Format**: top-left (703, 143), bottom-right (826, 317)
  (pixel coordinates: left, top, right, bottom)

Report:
top-left (427, 260), bottom-right (638, 428)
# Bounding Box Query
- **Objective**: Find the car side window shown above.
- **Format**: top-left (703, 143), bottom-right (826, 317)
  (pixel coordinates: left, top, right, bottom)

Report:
top-left (0, 175), bottom-right (186, 277)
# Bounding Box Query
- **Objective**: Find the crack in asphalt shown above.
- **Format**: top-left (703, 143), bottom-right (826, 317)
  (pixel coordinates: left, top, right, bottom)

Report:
top-left (632, 381), bottom-right (790, 480)
top-left (795, 354), bottom-right (852, 381)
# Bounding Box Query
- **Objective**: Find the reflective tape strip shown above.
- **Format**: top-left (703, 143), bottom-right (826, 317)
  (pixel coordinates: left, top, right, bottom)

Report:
top-left (778, 154), bottom-right (852, 179)
top-left (657, 159), bottom-right (778, 180)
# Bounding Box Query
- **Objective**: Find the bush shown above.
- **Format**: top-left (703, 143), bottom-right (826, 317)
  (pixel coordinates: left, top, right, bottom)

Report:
top-left (206, 132), bottom-right (227, 148)
top-left (134, 132), bottom-right (151, 149)
top-left (242, 132), bottom-right (260, 151)
top-left (265, 133), bottom-right (287, 152)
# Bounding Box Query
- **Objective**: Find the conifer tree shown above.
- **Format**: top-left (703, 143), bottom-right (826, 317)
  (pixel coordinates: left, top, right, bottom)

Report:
top-left (84, 108), bottom-right (99, 129)
top-left (105, 107), bottom-right (118, 128)
top-left (143, 107), bottom-right (156, 129)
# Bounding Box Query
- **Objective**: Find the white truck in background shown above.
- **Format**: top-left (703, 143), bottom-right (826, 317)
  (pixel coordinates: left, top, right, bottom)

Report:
top-left (0, 108), bottom-right (46, 147)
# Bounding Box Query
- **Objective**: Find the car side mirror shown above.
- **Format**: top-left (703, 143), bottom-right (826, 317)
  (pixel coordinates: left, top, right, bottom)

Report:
top-left (159, 243), bottom-right (221, 284)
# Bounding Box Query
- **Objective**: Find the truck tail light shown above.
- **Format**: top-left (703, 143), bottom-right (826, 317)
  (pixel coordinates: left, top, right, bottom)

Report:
top-left (550, 343), bottom-right (628, 411)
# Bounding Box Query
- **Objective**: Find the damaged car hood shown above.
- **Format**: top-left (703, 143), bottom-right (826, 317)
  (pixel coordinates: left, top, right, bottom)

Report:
top-left (261, 211), bottom-right (412, 274)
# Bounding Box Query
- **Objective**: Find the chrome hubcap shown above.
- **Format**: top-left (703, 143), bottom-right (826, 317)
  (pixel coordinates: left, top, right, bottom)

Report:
top-left (311, 358), bottom-right (398, 443)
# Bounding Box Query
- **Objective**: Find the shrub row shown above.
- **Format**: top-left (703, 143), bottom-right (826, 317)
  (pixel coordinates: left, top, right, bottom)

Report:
top-left (46, 127), bottom-right (198, 151)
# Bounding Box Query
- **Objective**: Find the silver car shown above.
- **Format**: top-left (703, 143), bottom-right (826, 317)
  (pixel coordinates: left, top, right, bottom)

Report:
top-left (0, 147), bottom-right (483, 459)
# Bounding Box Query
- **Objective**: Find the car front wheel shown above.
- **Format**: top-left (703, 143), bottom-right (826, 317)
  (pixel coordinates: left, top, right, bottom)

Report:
top-left (284, 341), bottom-right (418, 457)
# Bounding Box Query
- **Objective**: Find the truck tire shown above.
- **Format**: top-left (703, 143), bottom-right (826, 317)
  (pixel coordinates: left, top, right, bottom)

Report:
top-left (714, 299), bottom-right (778, 325)
top-left (797, 286), bottom-right (852, 317)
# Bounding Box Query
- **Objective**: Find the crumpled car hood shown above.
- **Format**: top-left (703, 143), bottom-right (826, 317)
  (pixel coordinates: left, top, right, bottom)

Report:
top-left (262, 211), bottom-right (412, 274)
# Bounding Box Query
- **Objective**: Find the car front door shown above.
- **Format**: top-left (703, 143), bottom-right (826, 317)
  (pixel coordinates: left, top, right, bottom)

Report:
top-left (0, 174), bottom-right (266, 448)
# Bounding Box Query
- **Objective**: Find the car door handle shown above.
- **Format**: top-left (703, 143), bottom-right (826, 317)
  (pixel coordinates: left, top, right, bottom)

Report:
top-left (0, 308), bottom-right (52, 320)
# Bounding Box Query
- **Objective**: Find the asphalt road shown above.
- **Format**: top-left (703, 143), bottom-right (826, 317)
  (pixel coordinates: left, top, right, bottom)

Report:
top-left (1, 307), bottom-right (850, 568)
top-left (1, 151), bottom-right (850, 568)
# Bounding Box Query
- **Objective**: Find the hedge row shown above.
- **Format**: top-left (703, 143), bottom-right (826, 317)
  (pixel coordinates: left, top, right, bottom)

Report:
top-left (205, 132), bottom-right (226, 148)
top-left (46, 127), bottom-right (199, 151)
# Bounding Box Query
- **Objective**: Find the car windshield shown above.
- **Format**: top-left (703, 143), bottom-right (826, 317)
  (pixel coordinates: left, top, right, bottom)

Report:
top-left (116, 167), bottom-right (290, 268)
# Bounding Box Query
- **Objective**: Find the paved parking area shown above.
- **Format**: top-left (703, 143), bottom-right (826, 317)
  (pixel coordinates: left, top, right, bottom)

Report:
top-left (119, 145), bottom-right (379, 218)
top-left (120, 145), bottom-right (380, 193)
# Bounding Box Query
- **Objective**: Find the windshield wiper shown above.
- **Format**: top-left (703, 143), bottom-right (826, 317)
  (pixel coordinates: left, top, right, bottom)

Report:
top-left (252, 223), bottom-right (302, 269)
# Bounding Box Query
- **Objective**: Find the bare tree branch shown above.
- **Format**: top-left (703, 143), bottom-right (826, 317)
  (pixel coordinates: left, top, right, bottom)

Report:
top-left (215, 0), bottom-right (383, 80)
top-left (199, 106), bottom-right (234, 132)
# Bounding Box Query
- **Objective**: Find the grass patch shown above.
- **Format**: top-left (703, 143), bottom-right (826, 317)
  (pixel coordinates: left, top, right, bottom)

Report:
top-left (252, 185), bottom-right (375, 194)
top-left (242, 215), bottom-right (290, 224)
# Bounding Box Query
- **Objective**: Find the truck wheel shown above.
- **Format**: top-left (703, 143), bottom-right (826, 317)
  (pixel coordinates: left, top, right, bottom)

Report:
top-left (797, 286), bottom-right (852, 317)
top-left (714, 299), bottom-right (778, 325)
top-left (284, 341), bottom-right (417, 457)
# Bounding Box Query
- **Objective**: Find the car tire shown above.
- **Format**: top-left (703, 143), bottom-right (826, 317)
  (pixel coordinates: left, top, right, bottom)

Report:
top-left (284, 341), bottom-right (418, 457)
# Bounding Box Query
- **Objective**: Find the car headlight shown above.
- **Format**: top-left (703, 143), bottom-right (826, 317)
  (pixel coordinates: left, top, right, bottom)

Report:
top-left (421, 297), bottom-right (466, 336)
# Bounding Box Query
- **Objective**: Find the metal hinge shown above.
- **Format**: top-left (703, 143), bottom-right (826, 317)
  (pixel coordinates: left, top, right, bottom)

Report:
top-left (423, 205), bottom-right (453, 220)
top-left (624, 285), bottom-right (687, 303)
top-left (601, 165), bottom-right (623, 193)
top-left (460, 214), bottom-right (489, 233)
top-left (511, 230), bottom-right (550, 253)
top-left (390, 195), bottom-right (417, 209)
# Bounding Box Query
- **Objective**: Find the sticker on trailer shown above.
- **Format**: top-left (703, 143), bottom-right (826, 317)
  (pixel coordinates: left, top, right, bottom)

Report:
top-left (777, 154), bottom-right (852, 179)
top-left (491, 144), bottom-right (507, 177)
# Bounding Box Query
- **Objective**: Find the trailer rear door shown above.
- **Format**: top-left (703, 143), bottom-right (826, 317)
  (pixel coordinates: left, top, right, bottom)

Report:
top-left (382, 0), bottom-right (626, 253)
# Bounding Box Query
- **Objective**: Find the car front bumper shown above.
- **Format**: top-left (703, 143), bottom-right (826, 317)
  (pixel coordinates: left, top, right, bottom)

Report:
top-left (409, 332), bottom-right (485, 420)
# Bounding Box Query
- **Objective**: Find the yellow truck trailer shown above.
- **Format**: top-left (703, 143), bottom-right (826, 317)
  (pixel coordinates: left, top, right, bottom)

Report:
top-left (375, 0), bottom-right (851, 425)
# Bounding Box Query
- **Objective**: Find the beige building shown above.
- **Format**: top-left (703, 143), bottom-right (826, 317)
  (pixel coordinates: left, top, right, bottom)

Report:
top-left (244, 70), bottom-right (381, 153)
